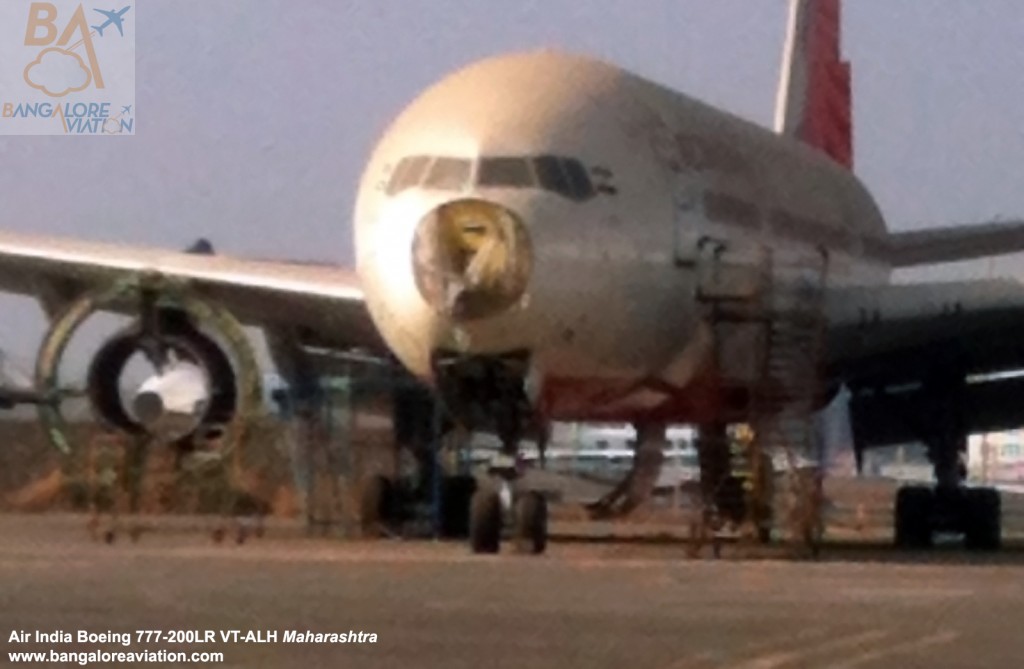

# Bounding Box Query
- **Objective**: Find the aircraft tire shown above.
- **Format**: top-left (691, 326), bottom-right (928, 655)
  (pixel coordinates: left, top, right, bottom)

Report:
top-left (359, 474), bottom-right (395, 538)
top-left (894, 485), bottom-right (933, 549)
top-left (469, 488), bottom-right (502, 554)
top-left (963, 487), bottom-right (1001, 551)
top-left (513, 491), bottom-right (548, 555)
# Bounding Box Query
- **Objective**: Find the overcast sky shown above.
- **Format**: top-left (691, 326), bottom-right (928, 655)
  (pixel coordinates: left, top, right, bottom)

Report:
top-left (2, 0), bottom-right (1024, 369)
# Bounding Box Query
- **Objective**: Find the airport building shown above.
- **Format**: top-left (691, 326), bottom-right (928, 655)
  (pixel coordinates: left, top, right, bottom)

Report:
top-left (968, 432), bottom-right (1024, 483)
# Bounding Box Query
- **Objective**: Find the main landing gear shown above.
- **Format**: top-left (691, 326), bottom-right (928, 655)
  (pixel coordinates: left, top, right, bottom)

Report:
top-left (894, 485), bottom-right (1000, 551)
top-left (586, 422), bottom-right (667, 519)
top-left (892, 375), bottom-right (1001, 551)
top-left (893, 443), bottom-right (1001, 551)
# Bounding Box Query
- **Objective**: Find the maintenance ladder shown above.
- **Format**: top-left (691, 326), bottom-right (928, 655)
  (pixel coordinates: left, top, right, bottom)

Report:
top-left (700, 246), bottom-right (829, 552)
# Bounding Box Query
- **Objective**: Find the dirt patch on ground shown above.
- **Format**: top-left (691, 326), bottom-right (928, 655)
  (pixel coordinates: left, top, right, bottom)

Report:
top-left (0, 418), bottom-right (300, 516)
top-left (0, 420), bottom-right (65, 497)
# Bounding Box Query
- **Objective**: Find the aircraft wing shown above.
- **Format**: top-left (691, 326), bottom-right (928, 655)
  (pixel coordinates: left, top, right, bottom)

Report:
top-left (0, 229), bottom-right (384, 352)
top-left (825, 279), bottom-right (1024, 386)
top-left (887, 220), bottom-right (1024, 267)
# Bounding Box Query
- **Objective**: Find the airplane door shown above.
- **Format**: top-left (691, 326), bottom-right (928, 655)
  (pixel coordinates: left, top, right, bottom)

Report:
top-left (693, 237), bottom-right (767, 302)
top-left (672, 184), bottom-right (766, 301)
top-left (671, 182), bottom-right (702, 267)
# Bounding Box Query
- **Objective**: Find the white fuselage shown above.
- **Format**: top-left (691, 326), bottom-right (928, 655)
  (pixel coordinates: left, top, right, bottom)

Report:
top-left (354, 51), bottom-right (889, 425)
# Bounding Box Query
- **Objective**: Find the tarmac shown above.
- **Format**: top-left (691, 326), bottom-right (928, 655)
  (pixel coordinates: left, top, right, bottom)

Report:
top-left (2, 514), bottom-right (1024, 668)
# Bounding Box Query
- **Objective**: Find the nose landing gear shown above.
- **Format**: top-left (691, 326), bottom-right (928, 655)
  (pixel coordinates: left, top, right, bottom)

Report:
top-left (467, 454), bottom-right (550, 555)
top-left (513, 491), bottom-right (549, 554)
top-left (469, 486), bottom-right (503, 554)
top-left (432, 350), bottom-right (549, 555)
top-left (468, 486), bottom-right (548, 555)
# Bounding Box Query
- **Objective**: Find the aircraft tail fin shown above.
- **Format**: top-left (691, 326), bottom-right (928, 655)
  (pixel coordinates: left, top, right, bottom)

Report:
top-left (773, 0), bottom-right (853, 169)
top-left (92, 24), bottom-right (104, 37)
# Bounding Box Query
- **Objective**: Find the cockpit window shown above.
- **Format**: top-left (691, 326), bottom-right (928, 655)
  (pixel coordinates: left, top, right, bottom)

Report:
top-left (422, 157), bottom-right (472, 191)
top-left (532, 155), bottom-right (597, 201)
top-left (562, 158), bottom-right (595, 200)
top-left (533, 155), bottom-right (572, 198)
top-left (387, 153), bottom-right (597, 200)
top-left (386, 155), bottom-right (432, 196)
top-left (477, 157), bottom-right (534, 187)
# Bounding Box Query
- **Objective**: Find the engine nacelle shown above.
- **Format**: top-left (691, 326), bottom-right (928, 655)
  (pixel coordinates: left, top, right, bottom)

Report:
top-left (86, 315), bottom-right (239, 447)
top-left (36, 277), bottom-right (260, 456)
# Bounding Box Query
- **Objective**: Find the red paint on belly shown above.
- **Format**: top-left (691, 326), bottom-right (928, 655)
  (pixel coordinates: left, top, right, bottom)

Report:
top-left (538, 373), bottom-right (750, 425)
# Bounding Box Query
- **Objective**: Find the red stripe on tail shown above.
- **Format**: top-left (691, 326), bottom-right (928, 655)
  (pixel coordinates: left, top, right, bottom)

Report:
top-left (776, 0), bottom-right (853, 169)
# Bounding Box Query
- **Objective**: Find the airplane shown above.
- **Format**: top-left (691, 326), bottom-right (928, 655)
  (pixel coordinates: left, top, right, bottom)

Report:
top-left (92, 7), bottom-right (130, 38)
top-left (121, 105), bottom-right (132, 116)
top-left (3, 0), bottom-right (1024, 554)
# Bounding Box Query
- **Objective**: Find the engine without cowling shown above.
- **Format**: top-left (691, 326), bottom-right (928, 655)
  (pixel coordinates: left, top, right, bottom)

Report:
top-left (34, 277), bottom-right (261, 460)
top-left (86, 309), bottom-right (239, 448)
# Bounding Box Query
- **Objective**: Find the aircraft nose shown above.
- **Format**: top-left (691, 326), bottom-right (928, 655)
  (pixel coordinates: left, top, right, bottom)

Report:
top-left (411, 198), bottom-right (532, 321)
